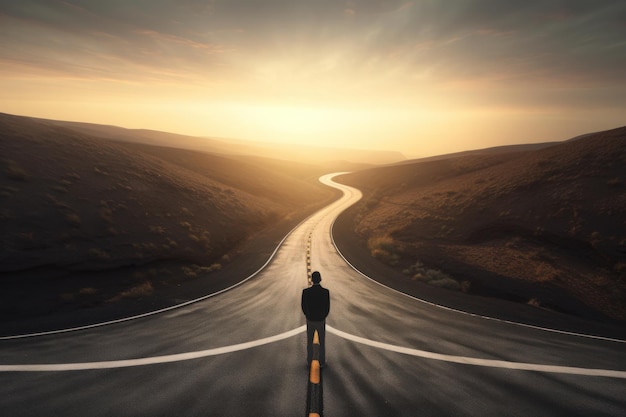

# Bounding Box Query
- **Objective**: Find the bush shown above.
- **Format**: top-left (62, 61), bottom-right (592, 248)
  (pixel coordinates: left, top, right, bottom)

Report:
top-left (182, 263), bottom-right (222, 277)
top-left (66, 213), bottom-right (81, 227)
top-left (368, 235), bottom-right (401, 265)
top-left (4, 161), bottom-right (28, 181)
top-left (79, 287), bottom-right (98, 295)
top-left (109, 281), bottom-right (154, 301)
top-left (404, 260), bottom-right (462, 291)
top-left (428, 277), bottom-right (461, 291)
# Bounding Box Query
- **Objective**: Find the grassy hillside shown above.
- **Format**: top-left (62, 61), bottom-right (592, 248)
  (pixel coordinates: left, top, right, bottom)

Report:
top-left (336, 126), bottom-right (626, 321)
top-left (0, 113), bottom-right (335, 323)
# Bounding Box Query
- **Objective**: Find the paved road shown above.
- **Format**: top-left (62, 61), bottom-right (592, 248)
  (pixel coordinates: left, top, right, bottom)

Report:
top-left (1, 174), bottom-right (625, 416)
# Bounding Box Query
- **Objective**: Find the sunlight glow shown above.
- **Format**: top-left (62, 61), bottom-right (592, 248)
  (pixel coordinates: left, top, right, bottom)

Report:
top-left (240, 105), bottom-right (350, 135)
top-left (1, 1), bottom-right (624, 157)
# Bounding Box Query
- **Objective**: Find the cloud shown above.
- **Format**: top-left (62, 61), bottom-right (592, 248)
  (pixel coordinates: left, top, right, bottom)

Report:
top-left (1, 0), bottom-right (625, 110)
top-left (0, 1), bottom-right (232, 83)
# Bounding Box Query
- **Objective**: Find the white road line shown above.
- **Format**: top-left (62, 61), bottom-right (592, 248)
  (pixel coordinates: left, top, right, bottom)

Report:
top-left (0, 212), bottom-right (317, 341)
top-left (3, 324), bottom-right (625, 378)
top-left (0, 326), bottom-right (306, 372)
top-left (327, 325), bottom-right (626, 379)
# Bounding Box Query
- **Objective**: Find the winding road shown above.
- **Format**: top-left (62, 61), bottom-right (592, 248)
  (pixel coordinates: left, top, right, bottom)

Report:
top-left (1, 174), bottom-right (625, 416)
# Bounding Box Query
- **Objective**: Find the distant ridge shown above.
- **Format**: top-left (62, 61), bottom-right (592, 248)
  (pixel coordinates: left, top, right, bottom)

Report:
top-left (21, 113), bottom-right (405, 165)
top-left (398, 142), bottom-right (561, 165)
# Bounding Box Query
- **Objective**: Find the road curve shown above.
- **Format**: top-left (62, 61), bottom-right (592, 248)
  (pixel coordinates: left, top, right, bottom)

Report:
top-left (1, 173), bottom-right (625, 416)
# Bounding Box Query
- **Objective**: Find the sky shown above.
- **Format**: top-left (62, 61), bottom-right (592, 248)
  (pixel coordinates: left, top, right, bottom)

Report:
top-left (1, 0), bottom-right (625, 158)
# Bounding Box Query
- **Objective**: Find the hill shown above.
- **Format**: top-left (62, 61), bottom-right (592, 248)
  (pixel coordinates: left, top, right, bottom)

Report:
top-left (0, 112), bottom-right (336, 327)
top-left (335, 126), bottom-right (626, 321)
top-left (36, 116), bottom-right (406, 165)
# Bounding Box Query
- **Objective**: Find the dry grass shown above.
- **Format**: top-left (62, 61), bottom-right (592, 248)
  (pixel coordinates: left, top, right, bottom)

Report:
top-left (339, 126), bottom-right (626, 320)
top-left (367, 235), bottom-right (401, 265)
top-left (108, 281), bottom-right (154, 302)
top-left (402, 261), bottom-right (463, 291)
top-left (0, 112), bottom-right (337, 321)
top-left (181, 263), bottom-right (222, 278)
top-left (65, 213), bottom-right (81, 227)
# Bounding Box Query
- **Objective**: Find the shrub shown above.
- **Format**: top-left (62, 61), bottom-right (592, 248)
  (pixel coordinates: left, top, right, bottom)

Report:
top-left (100, 208), bottom-right (113, 223)
top-left (590, 231), bottom-right (601, 247)
top-left (182, 263), bottom-right (222, 277)
top-left (94, 166), bottom-right (109, 175)
top-left (79, 287), bottom-right (98, 295)
top-left (65, 213), bottom-right (81, 227)
top-left (207, 263), bottom-right (222, 272)
top-left (109, 281), bottom-right (154, 301)
top-left (404, 260), bottom-right (461, 291)
top-left (533, 262), bottom-right (559, 282)
top-left (149, 225), bottom-right (166, 234)
top-left (4, 161), bottom-right (28, 181)
top-left (428, 277), bottom-right (461, 291)
top-left (182, 266), bottom-right (197, 277)
top-left (424, 269), bottom-right (451, 282)
top-left (368, 235), bottom-right (401, 265)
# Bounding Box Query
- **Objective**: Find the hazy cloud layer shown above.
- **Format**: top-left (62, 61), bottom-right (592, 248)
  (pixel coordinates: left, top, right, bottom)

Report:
top-left (2, 1), bottom-right (625, 84)
top-left (0, 0), bottom-right (624, 154)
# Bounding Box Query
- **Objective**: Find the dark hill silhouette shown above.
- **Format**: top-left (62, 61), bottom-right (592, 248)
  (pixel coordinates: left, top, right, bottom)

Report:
top-left (336, 126), bottom-right (626, 321)
top-left (0, 112), bottom-right (336, 327)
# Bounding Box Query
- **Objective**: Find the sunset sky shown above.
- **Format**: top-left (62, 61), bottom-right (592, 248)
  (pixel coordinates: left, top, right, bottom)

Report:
top-left (1, 0), bottom-right (625, 157)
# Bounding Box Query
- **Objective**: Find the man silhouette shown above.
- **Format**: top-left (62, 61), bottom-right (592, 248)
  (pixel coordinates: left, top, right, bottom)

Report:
top-left (301, 271), bottom-right (330, 367)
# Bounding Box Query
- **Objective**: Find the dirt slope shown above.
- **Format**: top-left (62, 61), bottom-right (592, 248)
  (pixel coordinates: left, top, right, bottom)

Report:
top-left (336, 126), bottom-right (626, 321)
top-left (0, 112), bottom-right (335, 323)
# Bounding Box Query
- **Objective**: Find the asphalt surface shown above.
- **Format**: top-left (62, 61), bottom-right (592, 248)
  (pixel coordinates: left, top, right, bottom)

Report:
top-left (1, 173), bottom-right (625, 416)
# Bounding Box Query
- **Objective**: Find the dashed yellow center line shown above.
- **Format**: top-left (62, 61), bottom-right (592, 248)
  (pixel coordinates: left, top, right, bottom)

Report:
top-left (309, 360), bottom-right (321, 384)
top-left (306, 230), bottom-right (313, 282)
top-left (306, 329), bottom-right (323, 414)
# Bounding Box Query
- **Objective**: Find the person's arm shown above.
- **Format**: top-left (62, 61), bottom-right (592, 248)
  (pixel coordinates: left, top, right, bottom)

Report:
top-left (324, 290), bottom-right (330, 317)
top-left (301, 290), bottom-right (308, 316)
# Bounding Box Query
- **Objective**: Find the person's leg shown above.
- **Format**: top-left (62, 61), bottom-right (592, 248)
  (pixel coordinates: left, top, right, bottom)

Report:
top-left (318, 320), bottom-right (326, 366)
top-left (306, 321), bottom-right (315, 364)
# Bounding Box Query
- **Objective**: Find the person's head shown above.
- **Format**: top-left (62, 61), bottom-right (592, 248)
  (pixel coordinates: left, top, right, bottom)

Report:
top-left (311, 271), bottom-right (321, 284)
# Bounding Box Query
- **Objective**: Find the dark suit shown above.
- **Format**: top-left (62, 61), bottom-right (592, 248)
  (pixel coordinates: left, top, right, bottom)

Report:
top-left (301, 283), bottom-right (330, 365)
